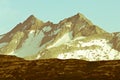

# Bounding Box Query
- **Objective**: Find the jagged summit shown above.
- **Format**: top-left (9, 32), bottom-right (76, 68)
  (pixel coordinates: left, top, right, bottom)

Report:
top-left (0, 15), bottom-right (44, 43)
top-left (26, 15), bottom-right (36, 20)
top-left (24, 15), bottom-right (43, 23)
top-left (59, 13), bottom-right (93, 28)
top-left (70, 13), bottom-right (93, 25)
top-left (57, 13), bottom-right (106, 37)
top-left (24, 15), bottom-right (43, 25)
top-left (28, 15), bottom-right (36, 19)
top-left (74, 13), bottom-right (86, 18)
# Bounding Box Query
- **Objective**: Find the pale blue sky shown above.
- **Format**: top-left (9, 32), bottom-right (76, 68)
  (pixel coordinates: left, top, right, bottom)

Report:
top-left (0, 0), bottom-right (120, 34)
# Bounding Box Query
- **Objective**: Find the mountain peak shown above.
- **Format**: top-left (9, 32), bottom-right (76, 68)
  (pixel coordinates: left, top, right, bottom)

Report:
top-left (24, 15), bottom-right (44, 25)
top-left (74, 13), bottom-right (91, 22)
top-left (25, 15), bottom-right (37, 23)
top-left (27, 15), bottom-right (36, 20)
top-left (76, 13), bottom-right (84, 17)
top-left (71, 13), bottom-right (86, 19)
top-left (60, 13), bottom-right (93, 26)
top-left (9, 15), bottom-right (43, 33)
top-left (29, 14), bottom-right (35, 18)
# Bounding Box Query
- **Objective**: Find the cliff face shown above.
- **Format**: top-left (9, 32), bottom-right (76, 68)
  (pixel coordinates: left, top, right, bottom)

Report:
top-left (0, 55), bottom-right (120, 80)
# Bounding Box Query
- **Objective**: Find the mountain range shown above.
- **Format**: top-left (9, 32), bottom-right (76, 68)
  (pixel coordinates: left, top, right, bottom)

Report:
top-left (0, 13), bottom-right (120, 79)
top-left (0, 13), bottom-right (120, 61)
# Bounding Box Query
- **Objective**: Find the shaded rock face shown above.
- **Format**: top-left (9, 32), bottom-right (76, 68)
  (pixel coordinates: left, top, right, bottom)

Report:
top-left (0, 55), bottom-right (120, 80)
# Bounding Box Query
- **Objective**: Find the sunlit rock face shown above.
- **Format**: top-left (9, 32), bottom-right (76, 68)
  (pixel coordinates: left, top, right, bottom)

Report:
top-left (0, 55), bottom-right (120, 80)
top-left (0, 13), bottom-right (120, 61)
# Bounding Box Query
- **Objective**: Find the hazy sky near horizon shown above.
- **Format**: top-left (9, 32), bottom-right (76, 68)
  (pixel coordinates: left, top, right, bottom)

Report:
top-left (0, 0), bottom-right (120, 34)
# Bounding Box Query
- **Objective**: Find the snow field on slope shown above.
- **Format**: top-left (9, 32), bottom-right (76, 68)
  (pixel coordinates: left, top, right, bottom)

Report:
top-left (57, 39), bottom-right (120, 61)
top-left (0, 43), bottom-right (7, 48)
top-left (43, 26), bottom-right (52, 32)
top-left (14, 30), bottom-right (44, 57)
top-left (47, 32), bottom-right (72, 49)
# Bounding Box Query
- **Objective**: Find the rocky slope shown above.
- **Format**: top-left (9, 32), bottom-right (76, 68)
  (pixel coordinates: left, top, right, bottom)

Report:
top-left (111, 32), bottom-right (120, 51)
top-left (0, 55), bottom-right (120, 80)
top-left (0, 13), bottom-right (119, 61)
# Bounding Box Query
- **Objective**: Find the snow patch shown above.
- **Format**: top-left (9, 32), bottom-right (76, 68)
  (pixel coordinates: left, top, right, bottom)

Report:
top-left (36, 54), bottom-right (41, 59)
top-left (81, 39), bottom-right (107, 47)
top-left (8, 51), bottom-right (15, 55)
top-left (79, 25), bottom-right (85, 30)
top-left (0, 43), bottom-right (7, 48)
top-left (30, 30), bottom-right (35, 34)
top-left (57, 38), bottom-right (120, 61)
top-left (54, 29), bottom-right (61, 35)
top-left (43, 26), bottom-right (52, 32)
top-left (65, 22), bottom-right (72, 28)
top-left (57, 48), bottom-right (120, 61)
top-left (47, 32), bottom-right (72, 49)
top-left (15, 30), bottom-right (45, 57)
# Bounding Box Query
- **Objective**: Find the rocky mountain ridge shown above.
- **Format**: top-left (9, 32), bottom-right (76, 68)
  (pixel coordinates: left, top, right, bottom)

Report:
top-left (0, 13), bottom-right (120, 80)
top-left (0, 13), bottom-right (119, 61)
